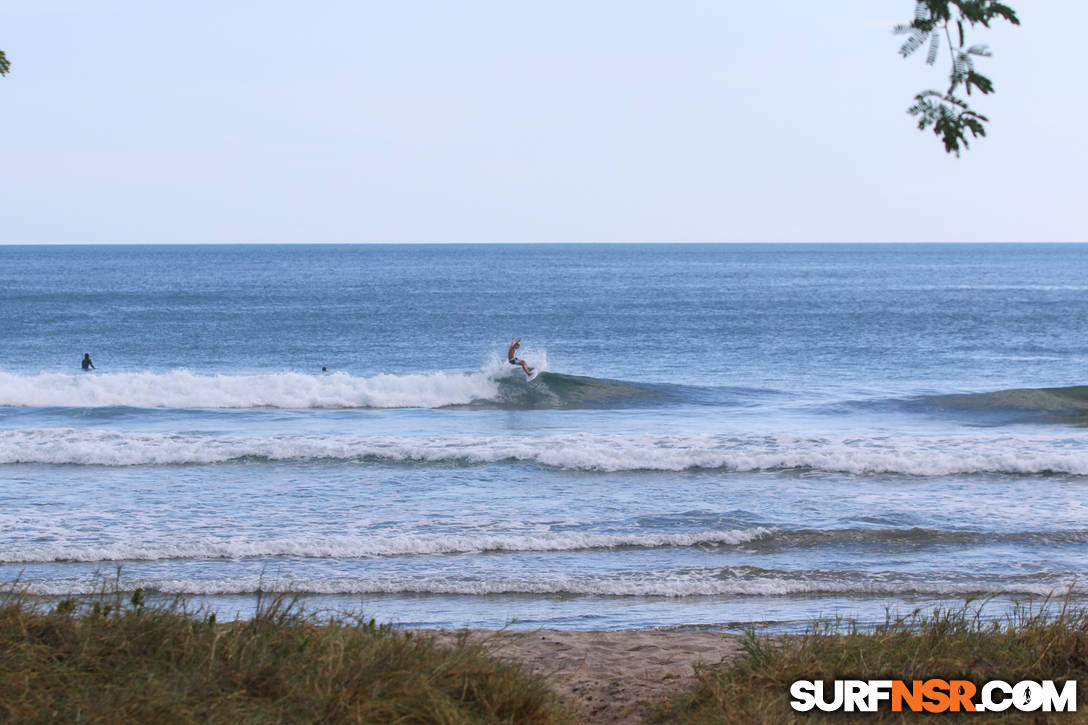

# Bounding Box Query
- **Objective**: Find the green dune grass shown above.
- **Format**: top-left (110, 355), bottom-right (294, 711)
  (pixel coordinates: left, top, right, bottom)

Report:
top-left (5, 583), bottom-right (1088, 724)
top-left (0, 587), bottom-right (570, 724)
top-left (653, 598), bottom-right (1088, 723)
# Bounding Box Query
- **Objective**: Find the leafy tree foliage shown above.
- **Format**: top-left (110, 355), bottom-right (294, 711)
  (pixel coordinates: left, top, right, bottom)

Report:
top-left (896, 1), bottom-right (1019, 155)
top-left (0, 50), bottom-right (9, 77)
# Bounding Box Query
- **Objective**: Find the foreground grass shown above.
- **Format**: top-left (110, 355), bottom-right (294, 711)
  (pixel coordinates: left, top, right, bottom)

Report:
top-left (6, 587), bottom-right (1088, 725)
top-left (654, 598), bottom-right (1088, 723)
top-left (0, 589), bottom-right (570, 724)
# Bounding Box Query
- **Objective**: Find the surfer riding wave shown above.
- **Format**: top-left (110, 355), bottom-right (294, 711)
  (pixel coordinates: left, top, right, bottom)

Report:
top-left (508, 337), bottom-right (535, 377)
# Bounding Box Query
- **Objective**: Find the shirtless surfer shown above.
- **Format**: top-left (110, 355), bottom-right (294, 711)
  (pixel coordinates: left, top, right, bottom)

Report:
top-left (507, 337), bottom-right (534, 376)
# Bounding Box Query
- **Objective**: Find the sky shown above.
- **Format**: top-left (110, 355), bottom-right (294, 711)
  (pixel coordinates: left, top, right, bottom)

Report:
top-left (1, 1), bottom-right (1085, 243)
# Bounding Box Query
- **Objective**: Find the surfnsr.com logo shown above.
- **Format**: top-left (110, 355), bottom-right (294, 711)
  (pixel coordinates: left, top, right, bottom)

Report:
top-left (790, 679), bottom-right (1077, 713)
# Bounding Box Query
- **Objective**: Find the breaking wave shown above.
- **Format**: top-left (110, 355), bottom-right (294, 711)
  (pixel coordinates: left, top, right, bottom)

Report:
top-left (3, 429), bottom-right (1087, 475)
top-left (0, 365), bottom-right (725, 411)
top-left (6, 527), bottom-right (1086, 565)
top-left (3, 370), bottom-right (1085, 422)
top-left (13, 568), bottom-right (1080, 599)
top-left (0, 528), bottom-right (775, 563)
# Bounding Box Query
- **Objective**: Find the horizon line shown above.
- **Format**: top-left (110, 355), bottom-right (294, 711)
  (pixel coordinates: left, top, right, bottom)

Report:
top-left (3, 240), bottom-right (1086, 247)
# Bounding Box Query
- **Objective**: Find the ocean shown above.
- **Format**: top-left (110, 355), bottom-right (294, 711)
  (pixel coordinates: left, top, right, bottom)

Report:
top-left (1, 243), bottom-right (1086, 631)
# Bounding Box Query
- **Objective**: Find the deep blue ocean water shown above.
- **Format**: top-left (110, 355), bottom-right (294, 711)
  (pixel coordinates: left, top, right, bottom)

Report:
top-left (1, 243), bottom-right (1087, 630)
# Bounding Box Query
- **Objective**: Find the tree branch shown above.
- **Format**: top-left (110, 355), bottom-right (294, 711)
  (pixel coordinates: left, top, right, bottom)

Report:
top-left (896, 0), bottom-right (1019, 156)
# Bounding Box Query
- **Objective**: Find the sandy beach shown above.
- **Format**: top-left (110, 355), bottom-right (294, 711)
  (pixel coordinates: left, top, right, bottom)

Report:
top-left (430, 629), bottom-right (748, 723)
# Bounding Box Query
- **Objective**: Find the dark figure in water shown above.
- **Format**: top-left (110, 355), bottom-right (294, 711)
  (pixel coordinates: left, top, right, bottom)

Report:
top-left (81, 353), bottom-right (95, 371)
top-left (507, 337), bottom-right (534, 376)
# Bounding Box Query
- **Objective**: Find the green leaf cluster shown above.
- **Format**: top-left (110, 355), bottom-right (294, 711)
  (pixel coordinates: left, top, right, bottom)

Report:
top-left (0, 49), bottom-right (10, 77)
top-left (895, 1), bottom-right (1019, 155)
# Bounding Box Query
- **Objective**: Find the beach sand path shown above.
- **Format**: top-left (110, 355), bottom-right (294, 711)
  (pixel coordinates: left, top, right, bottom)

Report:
top-left (430, 629), bottom-right (747, 724)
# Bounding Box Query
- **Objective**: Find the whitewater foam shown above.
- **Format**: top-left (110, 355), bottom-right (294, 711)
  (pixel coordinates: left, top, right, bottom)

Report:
top-left (8, 527), bottom-right (1087, 565)
top-left (0, 367), bottom-right (509, 409)
top-left (13, 569), bottom-right (1079, 599)
top-left (4, 428), bottom-right (1088, 476)
top-left (0, 528), bottom-right (774, 564)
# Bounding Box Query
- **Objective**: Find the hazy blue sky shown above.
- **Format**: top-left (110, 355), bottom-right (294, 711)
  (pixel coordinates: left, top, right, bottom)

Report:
top-left (1, 1), bottom-right (1084, 243)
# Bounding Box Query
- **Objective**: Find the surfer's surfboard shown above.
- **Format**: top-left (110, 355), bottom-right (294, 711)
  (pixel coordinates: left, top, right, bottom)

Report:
top-left (525, 369), bottom-right (540, 382)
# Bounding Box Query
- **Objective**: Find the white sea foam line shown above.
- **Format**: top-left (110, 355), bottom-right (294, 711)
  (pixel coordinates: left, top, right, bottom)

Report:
top-left (2, 428), bottom-right (1088, 475)
top-left (15, 572), bottom-right (1081, 599)
top-left (0, 528), bottom-right (774, 563)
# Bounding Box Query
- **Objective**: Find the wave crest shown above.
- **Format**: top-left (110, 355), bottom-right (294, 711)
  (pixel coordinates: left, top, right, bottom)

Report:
top-left (927, 385), bottom-right (1088, 414)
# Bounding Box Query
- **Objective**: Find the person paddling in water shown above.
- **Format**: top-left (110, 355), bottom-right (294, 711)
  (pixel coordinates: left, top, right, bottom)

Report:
top-left (507, 337), bottom-right (534, 376)
top-left (81, 353), bottom-right (95, 371)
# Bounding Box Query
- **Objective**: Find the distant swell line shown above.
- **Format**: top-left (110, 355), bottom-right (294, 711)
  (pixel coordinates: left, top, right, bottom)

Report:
top-left (3, 429), bottom-right (1088, 476)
